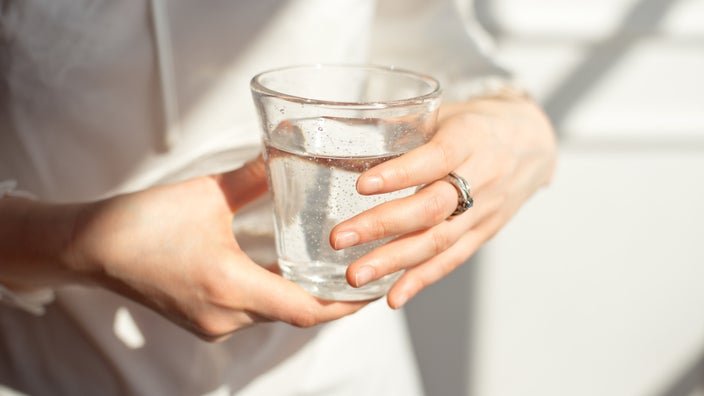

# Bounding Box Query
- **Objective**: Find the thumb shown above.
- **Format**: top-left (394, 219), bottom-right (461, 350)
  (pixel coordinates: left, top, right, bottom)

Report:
top-left (214, 155), bottom-right (269, 213)
top-left (243, 263), bottom-right (368, 327)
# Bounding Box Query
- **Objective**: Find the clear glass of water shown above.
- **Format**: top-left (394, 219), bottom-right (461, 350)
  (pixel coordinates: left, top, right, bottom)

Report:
top-left (250, 64), bottom-right (441, 301)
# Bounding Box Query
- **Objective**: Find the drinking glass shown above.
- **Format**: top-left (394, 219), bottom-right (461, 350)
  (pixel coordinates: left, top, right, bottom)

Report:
top-left (251, 64), bottom-right (441, 300)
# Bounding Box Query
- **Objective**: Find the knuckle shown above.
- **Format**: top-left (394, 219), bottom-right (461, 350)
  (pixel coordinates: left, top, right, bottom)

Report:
top-left (384, 258), bottom-right (402, 275)
top-left (199, 263), bottom-right (235, 306)
top-left (366, 217), bottom-right (390, 240)
top-left (389, 165), bottom-right (412, 187)
top-left (289, 307), bottom-right (318, 328)
top-left (376, 252), bottom-right (401, 275)
top-left (428, 229), bottom-right (452, 256)
top-left (430, 140), bottom-right (455, 174)
top-left (191, 312), bottom-right (232, 341)
top-left (423, 190), bottom-right (451, 224)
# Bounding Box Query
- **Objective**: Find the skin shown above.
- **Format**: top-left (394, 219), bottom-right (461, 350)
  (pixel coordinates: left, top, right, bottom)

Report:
top-left (0, 94), bottom-right (556, 341)
top-left (331, 95), bottom-right (557, 309)
top-left (0, 159), bottom-right (367, 342)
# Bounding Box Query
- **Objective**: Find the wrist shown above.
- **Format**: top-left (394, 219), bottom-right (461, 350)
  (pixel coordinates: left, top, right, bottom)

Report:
top-left (0, 197), bottom-right (89, 288)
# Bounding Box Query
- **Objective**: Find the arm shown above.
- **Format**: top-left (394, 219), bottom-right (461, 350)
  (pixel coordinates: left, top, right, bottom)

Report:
top-left (0, 197), bottom-right (82, 290)
top-left (0, 158), bottom-right (367, 341)
top-left (330, 92), bottom-right (558, 308)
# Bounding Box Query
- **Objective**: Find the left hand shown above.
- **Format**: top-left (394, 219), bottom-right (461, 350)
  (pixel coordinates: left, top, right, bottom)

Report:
top-left (329, 95), bottom-right (557, 309)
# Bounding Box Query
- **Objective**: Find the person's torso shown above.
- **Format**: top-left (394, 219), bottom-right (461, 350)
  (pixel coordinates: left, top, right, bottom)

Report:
top-left (0, 0), bottom-right (375, 201)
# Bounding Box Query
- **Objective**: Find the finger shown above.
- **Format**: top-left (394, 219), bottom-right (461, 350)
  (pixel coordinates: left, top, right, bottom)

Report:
top-left (191, 308), bottom-right (268, 343)
top-left (344, 184), bottom-right (503, 287)
top-left (332, 158), bottom-right (490, 249)
top-left (330, 180), bottom-right (457, 249)
top-left (193, 253), bottom-right (369, 338)
top-left (242, 263), bottom-right (369, 327)
top-left (214, 155), bottom-right (269, 213)
top-left (385, 212), bottom-right (506, 309)
top-left (356, 113), bottom-right (487, 194)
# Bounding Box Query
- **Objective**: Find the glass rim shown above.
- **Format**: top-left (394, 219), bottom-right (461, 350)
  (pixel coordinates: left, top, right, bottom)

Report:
top-left (250, 63), bottom-right (442, 109)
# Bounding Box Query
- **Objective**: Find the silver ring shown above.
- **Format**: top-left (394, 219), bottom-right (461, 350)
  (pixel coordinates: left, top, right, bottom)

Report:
top-left (445, 172), bottom-right (473, 217)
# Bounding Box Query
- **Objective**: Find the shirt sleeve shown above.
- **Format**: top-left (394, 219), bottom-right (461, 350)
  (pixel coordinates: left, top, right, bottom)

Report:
top-left (0, 180), bottom-right (55, 315)
top-left (370, 0), bottom-right (524, 102)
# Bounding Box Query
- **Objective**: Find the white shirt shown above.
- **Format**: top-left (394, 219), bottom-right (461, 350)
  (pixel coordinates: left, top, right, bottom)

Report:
top-left (0, 1), bottom-right (506, 394)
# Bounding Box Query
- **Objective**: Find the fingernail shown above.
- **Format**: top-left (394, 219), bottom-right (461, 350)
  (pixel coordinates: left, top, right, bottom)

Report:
top-left (392, 283), bottom-right (413, 309)
top-left (393, 292), bottom-right (410, 309)
top-left (333, 231), bottom-right (359, 250)
top-left (355, 266), bottom-right (375, 287)
top-left (358, 176), bottom-right (383, 194)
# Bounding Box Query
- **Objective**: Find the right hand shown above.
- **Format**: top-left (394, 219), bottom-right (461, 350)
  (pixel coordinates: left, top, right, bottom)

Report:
top-left (66, 157), bottom-right (368, 341)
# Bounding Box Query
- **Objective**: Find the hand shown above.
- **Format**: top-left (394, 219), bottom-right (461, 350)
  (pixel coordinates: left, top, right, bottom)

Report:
top-left (66, 157), bottom-right (367, 341)
top-left (330, 96), bottom-right (557, 309)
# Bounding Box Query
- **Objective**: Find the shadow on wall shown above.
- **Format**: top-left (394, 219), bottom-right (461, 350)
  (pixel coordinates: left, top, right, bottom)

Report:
top-left (655, 348), bottom-right (704, 396)
top-left (404, 254), bottom-right (479, 396)
top-left (476, 0), bottom-right (683, 135)
top-left (405, 0), bottom-right (704, 395)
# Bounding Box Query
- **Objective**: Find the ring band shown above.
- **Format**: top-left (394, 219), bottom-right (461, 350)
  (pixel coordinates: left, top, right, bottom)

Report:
top-left (445, 172), bottom-right (473, 217)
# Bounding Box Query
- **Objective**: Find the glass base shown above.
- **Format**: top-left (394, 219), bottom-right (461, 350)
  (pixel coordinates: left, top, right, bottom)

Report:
top-left (279, 259), bottom-right (400, 301)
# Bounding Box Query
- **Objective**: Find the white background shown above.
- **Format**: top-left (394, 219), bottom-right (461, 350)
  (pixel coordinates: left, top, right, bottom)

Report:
top-left (406, 0), bottom-right (704, 395)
